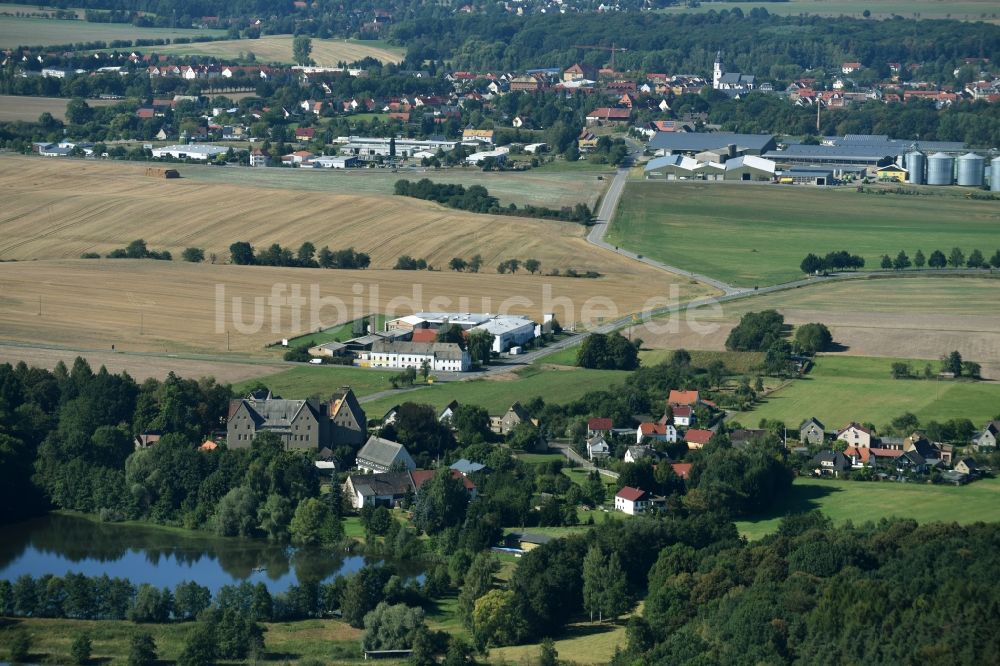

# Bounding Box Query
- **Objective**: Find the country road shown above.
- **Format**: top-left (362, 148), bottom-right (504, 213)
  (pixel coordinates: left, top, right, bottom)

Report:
top-left (586, 166), bottom-right (747, 296)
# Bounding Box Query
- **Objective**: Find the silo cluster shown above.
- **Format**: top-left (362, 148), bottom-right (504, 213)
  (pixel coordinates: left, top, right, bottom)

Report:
top-left (926, 152), bottom-right (955, 186)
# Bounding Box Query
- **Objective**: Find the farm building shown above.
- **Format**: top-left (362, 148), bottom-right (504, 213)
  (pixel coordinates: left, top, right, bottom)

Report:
top-left (644, 154), bottom-right (699, 180)
top-left (648, 132), bottom-right (776, 157)
top-left (151, 144), bottom-right (228, 160)
top-left (876, 164), bottom-right (908, 182)
top-left (723, 155), bottom-right (776, 181)
top-left (384, 312), bottom-right (544, 353)
top-left (465, 148), bottom-right (509, 166)
top-left (311, 155), bottom-right (360, 168)
top-left (777, 168), bottom-right (834, 185)
top-left (360, 340), bottom-right (471, 372)
top-left (336, 135), bottom-right (458, 161)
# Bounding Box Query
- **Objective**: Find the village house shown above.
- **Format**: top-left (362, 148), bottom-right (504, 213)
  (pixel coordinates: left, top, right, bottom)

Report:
top-left (355, 436), bottom-right (416, 474)
top-left (615, 486), bottom-right (652, 515)
top-left (799, 417), bottom-right (826, 445)
top-left (811, 449), bottom-right (851, 477)
top-left (439, 400), bottom-right (460, 423)
top-left (976, 421), bottom-right (1000, 449)
top-left (668, 405), bottom-right (694, 427)
top-left (345, 471), bottom-right (413, 509)
top-left (587, 418), bottom-right (613, 438)
top-left (587, 434), bottom-right (611, 461)
top-left (624, 445), bottom-right (658, 464)
top-left (490, 402), bottom-right (534, 436)
top-left (668, 390), bottom-right (700, 407)
top-left (637, 422), bottom-right (677, 444)
top-left (837, 422), bottom-right (873, 448)
top-left (685, 429), bottom-right (714, 450)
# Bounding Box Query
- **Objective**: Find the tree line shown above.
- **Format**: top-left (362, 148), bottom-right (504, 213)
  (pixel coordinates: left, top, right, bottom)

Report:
top-left (229, 241), bottom-right (370, 269)
top-left (878, 247), bottom-right (1000, 271)
top-left (394, 178), bottom-right (593, 224)
top-left (799, 250), bottom-right (865, 274)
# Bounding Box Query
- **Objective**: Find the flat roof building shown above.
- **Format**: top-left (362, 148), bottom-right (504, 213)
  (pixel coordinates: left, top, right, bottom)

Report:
top-left (649, 132), bottom-right (776, 156)
top-left (151, 144), bottom-right (229, 160)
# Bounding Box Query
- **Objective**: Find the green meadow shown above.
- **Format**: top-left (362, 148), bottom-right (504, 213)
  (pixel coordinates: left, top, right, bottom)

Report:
top-left (0, 15), bottom-right (223, 48)
top-left (736, 476), bottom-right (1000, 541)
top-left (608, 182), bottom-right (1000, 286)
top-left (741, 355), bottom-right (1000, 430)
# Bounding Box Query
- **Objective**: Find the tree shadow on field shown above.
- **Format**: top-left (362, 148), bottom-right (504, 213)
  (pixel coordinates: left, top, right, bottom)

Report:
top-left (826, 342), bottom-right (851, 352)
top-left (740, 481), bottom-right (844, 529)
top-left (557, 621), bottom-right (620, 640)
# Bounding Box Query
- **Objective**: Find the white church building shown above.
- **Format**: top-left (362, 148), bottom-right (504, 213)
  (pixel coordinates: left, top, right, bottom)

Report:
top-left (713, 52), bottom-right (756, 93)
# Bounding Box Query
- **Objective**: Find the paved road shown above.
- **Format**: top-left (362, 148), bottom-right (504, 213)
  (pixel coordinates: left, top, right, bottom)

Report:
top-left (550, 442), bottom-right (619, 479)
top-left (585, 152), bottom-right (747, 296)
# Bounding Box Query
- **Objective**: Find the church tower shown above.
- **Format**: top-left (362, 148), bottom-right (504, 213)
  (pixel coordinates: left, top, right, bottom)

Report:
top-left (713, 51), bottom-right (722, 89)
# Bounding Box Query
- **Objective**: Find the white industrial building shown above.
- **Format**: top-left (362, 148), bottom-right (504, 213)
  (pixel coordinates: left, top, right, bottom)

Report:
top-left (311, 155), bottom-right (359, 168)
top-left (465, 147), bottom-right (510, 166)
top-left (334, 135), bottom-right (458, 161)
top-left (360, 340), bottom-right (471, 372)
top-left (383, 312), bottom-right (548, 353)
top-left (151, 144), bottom-right (229, 160)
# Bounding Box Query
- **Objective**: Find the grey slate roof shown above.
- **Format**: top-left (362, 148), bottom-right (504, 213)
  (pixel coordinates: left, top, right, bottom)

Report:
top-left (349, 471), bottom-right (414, 497)
top-left (765, 144), bottom-right (898, 161)
top-left (649, 131), bottom-right (775, 153)
top-left (450, 458), bottom-right (486, 475)
top-left (371, 340), bottom-right (466, 361)
top-left (357, 436), bottom-right (412, 470)
top-left (244, 398), bottom-right (317, 430)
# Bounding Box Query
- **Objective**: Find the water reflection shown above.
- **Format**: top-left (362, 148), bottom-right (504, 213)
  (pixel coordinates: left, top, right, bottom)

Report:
top-left (0, 514), bottom-right (371, 594)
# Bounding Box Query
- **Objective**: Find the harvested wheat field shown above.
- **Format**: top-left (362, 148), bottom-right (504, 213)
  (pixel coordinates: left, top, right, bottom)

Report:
top-left (636, 276), bottom-right (1000, 377)
top-left (0, 155), bottom-right (665, 282)
top-left (0, 258), bottom-right (704, 354)
top-left (155, 36), bottom-right (404, 65)
top-left (0, 343), bottom-right (286, 383)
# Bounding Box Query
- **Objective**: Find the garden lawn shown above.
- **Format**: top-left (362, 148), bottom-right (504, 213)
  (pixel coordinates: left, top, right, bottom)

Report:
top-left (361, 365), bottom-right (631, 416)
top-left (736, 476), bottom-right (1000, 541)
top-left (233, 364), bottom-right (396, 399)
top-left (739, 355), bottom-right (1000, 430)
top-left (608, 182), bottom-right (1000, 287)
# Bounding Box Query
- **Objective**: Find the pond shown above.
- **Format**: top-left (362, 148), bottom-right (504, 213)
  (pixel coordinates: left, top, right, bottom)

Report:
top-left (0, 513), bottom-right (414, 594)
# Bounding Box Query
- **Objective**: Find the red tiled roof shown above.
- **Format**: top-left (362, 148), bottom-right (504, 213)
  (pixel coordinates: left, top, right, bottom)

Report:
top-left (671, 405), bottom-right (692, 417)
top-left (588, 417), bottom-right (613, 431)
top-left (411, 469), bottom-right (475, 491)
top-left (668, 390), bottom-right (699, 406)
top-left (844, 446), bottom-right (870, 463)
top-left (410, 328), bottom-right (438, 343)
top-left (670, 463), bottom-right (692, 479)
top-left (640, 422), bottom-right (666, 436)
top-left (586, 107), bottom-right (631, 119)
top-left (616, 486), bottom-right (647, 502)
top-left (685, 429), bottom-right (713, 445)
top-left (837, 422), bottom-right (871, 436)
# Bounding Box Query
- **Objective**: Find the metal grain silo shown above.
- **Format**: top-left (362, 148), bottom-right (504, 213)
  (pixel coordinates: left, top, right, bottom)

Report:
top-left (926, 152), bottom-right (954, 186)
top-left (956, 152), bottom-right (984, 187)
top-left (906, 150), bottom-right (925, 185)
top-left (991, 156), bottom-right (1000, 192)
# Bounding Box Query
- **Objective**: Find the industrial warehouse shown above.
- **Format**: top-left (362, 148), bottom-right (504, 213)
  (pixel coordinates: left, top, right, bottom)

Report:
top-left (644, 131), bottom-right (999, 189)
